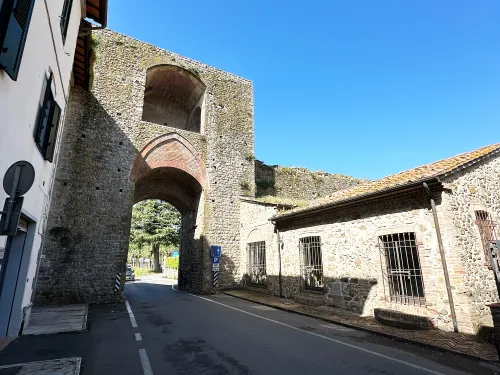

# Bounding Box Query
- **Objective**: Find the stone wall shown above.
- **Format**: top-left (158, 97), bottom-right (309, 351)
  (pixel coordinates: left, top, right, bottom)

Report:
top-left (255, 160), bottom-right (365, 200)
top-left (35, 29), bottom-right (255, 303)
top-left (440, 153), bottom-right (500, 332)
top-left (273, 191), bottom-right (477, 333)
top-left (239, 199), bottom-right (280, 295)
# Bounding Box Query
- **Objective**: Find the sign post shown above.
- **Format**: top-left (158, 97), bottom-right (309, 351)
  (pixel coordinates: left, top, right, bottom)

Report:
top-left (210, 246), bottom-right (221, 290)
top-left (0, 161), bottom-right (35, 299)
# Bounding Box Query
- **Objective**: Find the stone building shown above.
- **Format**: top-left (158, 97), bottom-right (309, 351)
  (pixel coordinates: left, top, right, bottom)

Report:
top-left (34, 29), bottom-right (364, 305)
top-left (34, 28), bottom-right (256, 303)
top-left (29, 23), bottom-right (499, 338)
top-left (240, 145), bottom-right (500, 334)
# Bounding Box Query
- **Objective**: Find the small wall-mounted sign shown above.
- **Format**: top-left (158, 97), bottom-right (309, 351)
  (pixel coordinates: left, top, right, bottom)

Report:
top-left (210, 245), bottom-right (221, 258)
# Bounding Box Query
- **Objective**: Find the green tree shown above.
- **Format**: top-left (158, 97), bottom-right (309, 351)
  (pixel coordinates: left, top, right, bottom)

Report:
top-left (130, 200), bottom-right (181, 272)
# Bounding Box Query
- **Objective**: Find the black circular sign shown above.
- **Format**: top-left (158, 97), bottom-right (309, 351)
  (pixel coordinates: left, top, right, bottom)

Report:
top-left (3, 161), bottom-right (35, 196)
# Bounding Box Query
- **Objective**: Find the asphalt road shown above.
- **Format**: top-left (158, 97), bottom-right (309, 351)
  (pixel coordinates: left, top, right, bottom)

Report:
top-left (1, 276), bottom-right (499, 375)
top-left (124, 276), bottom-right (499, 375)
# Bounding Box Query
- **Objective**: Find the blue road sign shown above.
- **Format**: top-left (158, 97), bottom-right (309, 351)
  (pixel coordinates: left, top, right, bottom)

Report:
top-left (212, 256), bottom-right (220, 264)
top-left (210, 245), bottom-right (221, 258)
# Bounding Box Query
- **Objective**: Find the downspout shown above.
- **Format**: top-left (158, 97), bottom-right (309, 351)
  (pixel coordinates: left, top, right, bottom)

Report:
top-left (273, 221), bottom-right (283, 298)
top-left (423, 182), bottom-right (459, 332)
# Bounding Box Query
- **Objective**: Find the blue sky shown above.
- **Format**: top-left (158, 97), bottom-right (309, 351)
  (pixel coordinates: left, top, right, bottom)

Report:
top-left (108, 1), bottom-right (499, 180)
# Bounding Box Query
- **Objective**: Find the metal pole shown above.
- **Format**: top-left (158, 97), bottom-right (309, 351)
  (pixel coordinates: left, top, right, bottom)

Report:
top-left (489, 242), bottom-right (500, 299)
top-left (423, 182), bottom-right (459, 332)
top-left (3, 165), bottom-right (22, 231)
top-left (276, 226), bottom-right (283, 298)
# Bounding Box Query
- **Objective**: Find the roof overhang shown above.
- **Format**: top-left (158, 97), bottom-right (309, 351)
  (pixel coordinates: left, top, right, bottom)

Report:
top-left (271, 178), bottom-right (443, 224)
top-left (72, 1), bottom-right (108, 90)
top-left (73, 21), bottom-right (92, 89)
top-left (85, 0), bottom-right (108, 28)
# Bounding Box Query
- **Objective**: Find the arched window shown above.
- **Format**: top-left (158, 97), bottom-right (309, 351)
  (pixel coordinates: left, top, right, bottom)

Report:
top-left (142, 65), bottom-right (205, 133)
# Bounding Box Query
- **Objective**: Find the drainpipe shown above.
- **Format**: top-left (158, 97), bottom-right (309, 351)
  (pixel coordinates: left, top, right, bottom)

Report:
top-left (423, 182), bottom-right (459, 332)
top-left (273, 222), bottom-right (283, 298)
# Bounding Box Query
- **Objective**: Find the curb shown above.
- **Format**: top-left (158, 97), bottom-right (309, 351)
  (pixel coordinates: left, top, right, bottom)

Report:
top-left (223, 291), bottom-right (498, 364)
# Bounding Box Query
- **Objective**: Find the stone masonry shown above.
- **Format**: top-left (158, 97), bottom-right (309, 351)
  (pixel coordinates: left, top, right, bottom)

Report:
top-left (255, 160), bottom-right (365, 200)
top-left (35, 30), bottom-right (255, 303)
top-left (239, 152), bottom-right (500, 335)
top-left (440, 153), bottom-right (500, 332)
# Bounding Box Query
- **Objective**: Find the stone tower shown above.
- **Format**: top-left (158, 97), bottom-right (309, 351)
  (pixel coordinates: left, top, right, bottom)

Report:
top-left (35, 30), bottom-right (255, 303)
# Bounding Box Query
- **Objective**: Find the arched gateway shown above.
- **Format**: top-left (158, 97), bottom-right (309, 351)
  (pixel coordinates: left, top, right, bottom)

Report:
top-left (35, 30), bottom-right (254, 303)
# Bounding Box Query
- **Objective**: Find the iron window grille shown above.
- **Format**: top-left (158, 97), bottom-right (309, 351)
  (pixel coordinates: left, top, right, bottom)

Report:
top-left (299, 236), bottom-right (324, 290)
top-left (248, 241), bottom-right (266, 285)
top-left (378, 232), bottom-right (425, 306)
top-left (475, 211), bottom-right (498, 266)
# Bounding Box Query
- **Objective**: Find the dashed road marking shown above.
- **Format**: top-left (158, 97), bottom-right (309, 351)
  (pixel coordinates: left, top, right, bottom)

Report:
top-left (138, 348), bottom-right (154, 375)
top-left (124, 299), bottom-right (153, 374)
top-left (188, 293), bottom-right (446, 375)
top-left (125, 299), bottom-right (138, 328)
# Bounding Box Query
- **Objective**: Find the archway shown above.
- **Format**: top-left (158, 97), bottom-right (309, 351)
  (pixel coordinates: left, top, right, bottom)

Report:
top-left (130, 134), bottom-right (206, 291)
top-left (127, 199), bottom-right (181, 280)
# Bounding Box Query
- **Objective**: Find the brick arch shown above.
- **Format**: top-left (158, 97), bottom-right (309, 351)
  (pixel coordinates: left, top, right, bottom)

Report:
top-left (130, 133), bottom-right (207, 188)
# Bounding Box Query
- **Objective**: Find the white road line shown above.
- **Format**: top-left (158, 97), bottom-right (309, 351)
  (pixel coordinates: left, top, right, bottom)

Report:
top-left (135, 332), bottom-right (142, 341)
top-left (189, 294), bottom-right (446, 375)
top-left (320, 323), bottom-right (357, 332)
top-left (250, 305), bottom-right (276, 311)
top-left (138, 348), bottom-right (154, 375)
top-left (125, 299), bottom-right (138, 328)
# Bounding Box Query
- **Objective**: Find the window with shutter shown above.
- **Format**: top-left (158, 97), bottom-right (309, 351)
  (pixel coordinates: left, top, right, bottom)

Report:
top-left (34, 73), bottom-right (62, 163)
top-left (0, 0), bottom-right (35, 81)
top-left (60, 0), bottom-right (73, 44)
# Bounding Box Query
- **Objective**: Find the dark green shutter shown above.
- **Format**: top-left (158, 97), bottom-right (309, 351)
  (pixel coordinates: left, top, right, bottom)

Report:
top-left (34, 73), bottom-right (52, 153)
top-left (33, 72), bottom-right (62, 163)
top-left (0, 0), bottom-right (34, 80)
top-left (44, 102), bottom-right (61, 162)
top-left (60, 0), bottom-right (73, 44)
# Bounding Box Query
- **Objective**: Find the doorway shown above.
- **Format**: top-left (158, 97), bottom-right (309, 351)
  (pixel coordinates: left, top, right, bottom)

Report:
top-left (0, 217), bottom-right (35, 336)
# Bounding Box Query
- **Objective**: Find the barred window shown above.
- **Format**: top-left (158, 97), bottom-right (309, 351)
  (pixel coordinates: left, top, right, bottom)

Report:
top-left (475, 211), bottom-right (498, 266)
top-left (299, 236), bottom-right (323, 290)
top-left (378, 232), bottom-right (425, 306)
top-left (248, 241), bottom-right (266, 285)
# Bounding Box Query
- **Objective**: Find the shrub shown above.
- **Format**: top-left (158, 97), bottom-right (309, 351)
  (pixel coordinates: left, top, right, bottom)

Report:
top-left (165, 256), bottom-right (179, 269)
top-left (133, 267), bottom-right (156, 277)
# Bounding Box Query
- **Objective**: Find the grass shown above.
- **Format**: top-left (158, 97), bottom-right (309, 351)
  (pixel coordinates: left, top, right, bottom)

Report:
top-left (133, 267), bottom-right (157, 277)
top-left (254, 195), bottom-right (309, 208)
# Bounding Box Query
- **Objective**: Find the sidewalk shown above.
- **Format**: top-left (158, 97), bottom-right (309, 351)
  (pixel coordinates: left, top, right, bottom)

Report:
top-left (0, 337), bottom-right (13, 352)
top-left (0, 357), bottom-right (81, 375)
top-left (224, 289), bottom-right (499, 362)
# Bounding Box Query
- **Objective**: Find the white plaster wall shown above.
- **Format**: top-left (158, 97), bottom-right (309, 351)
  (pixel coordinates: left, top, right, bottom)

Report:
top-left (0, 0), bottom-right (83, 311)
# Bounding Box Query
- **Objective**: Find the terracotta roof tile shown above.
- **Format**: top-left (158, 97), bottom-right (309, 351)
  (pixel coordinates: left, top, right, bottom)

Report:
top-left (275, 143), bottom-right (500, 219)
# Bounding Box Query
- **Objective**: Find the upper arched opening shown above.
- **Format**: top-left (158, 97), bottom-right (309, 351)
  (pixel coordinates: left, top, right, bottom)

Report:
top-left (142, 65), bottom-right (206, 133)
